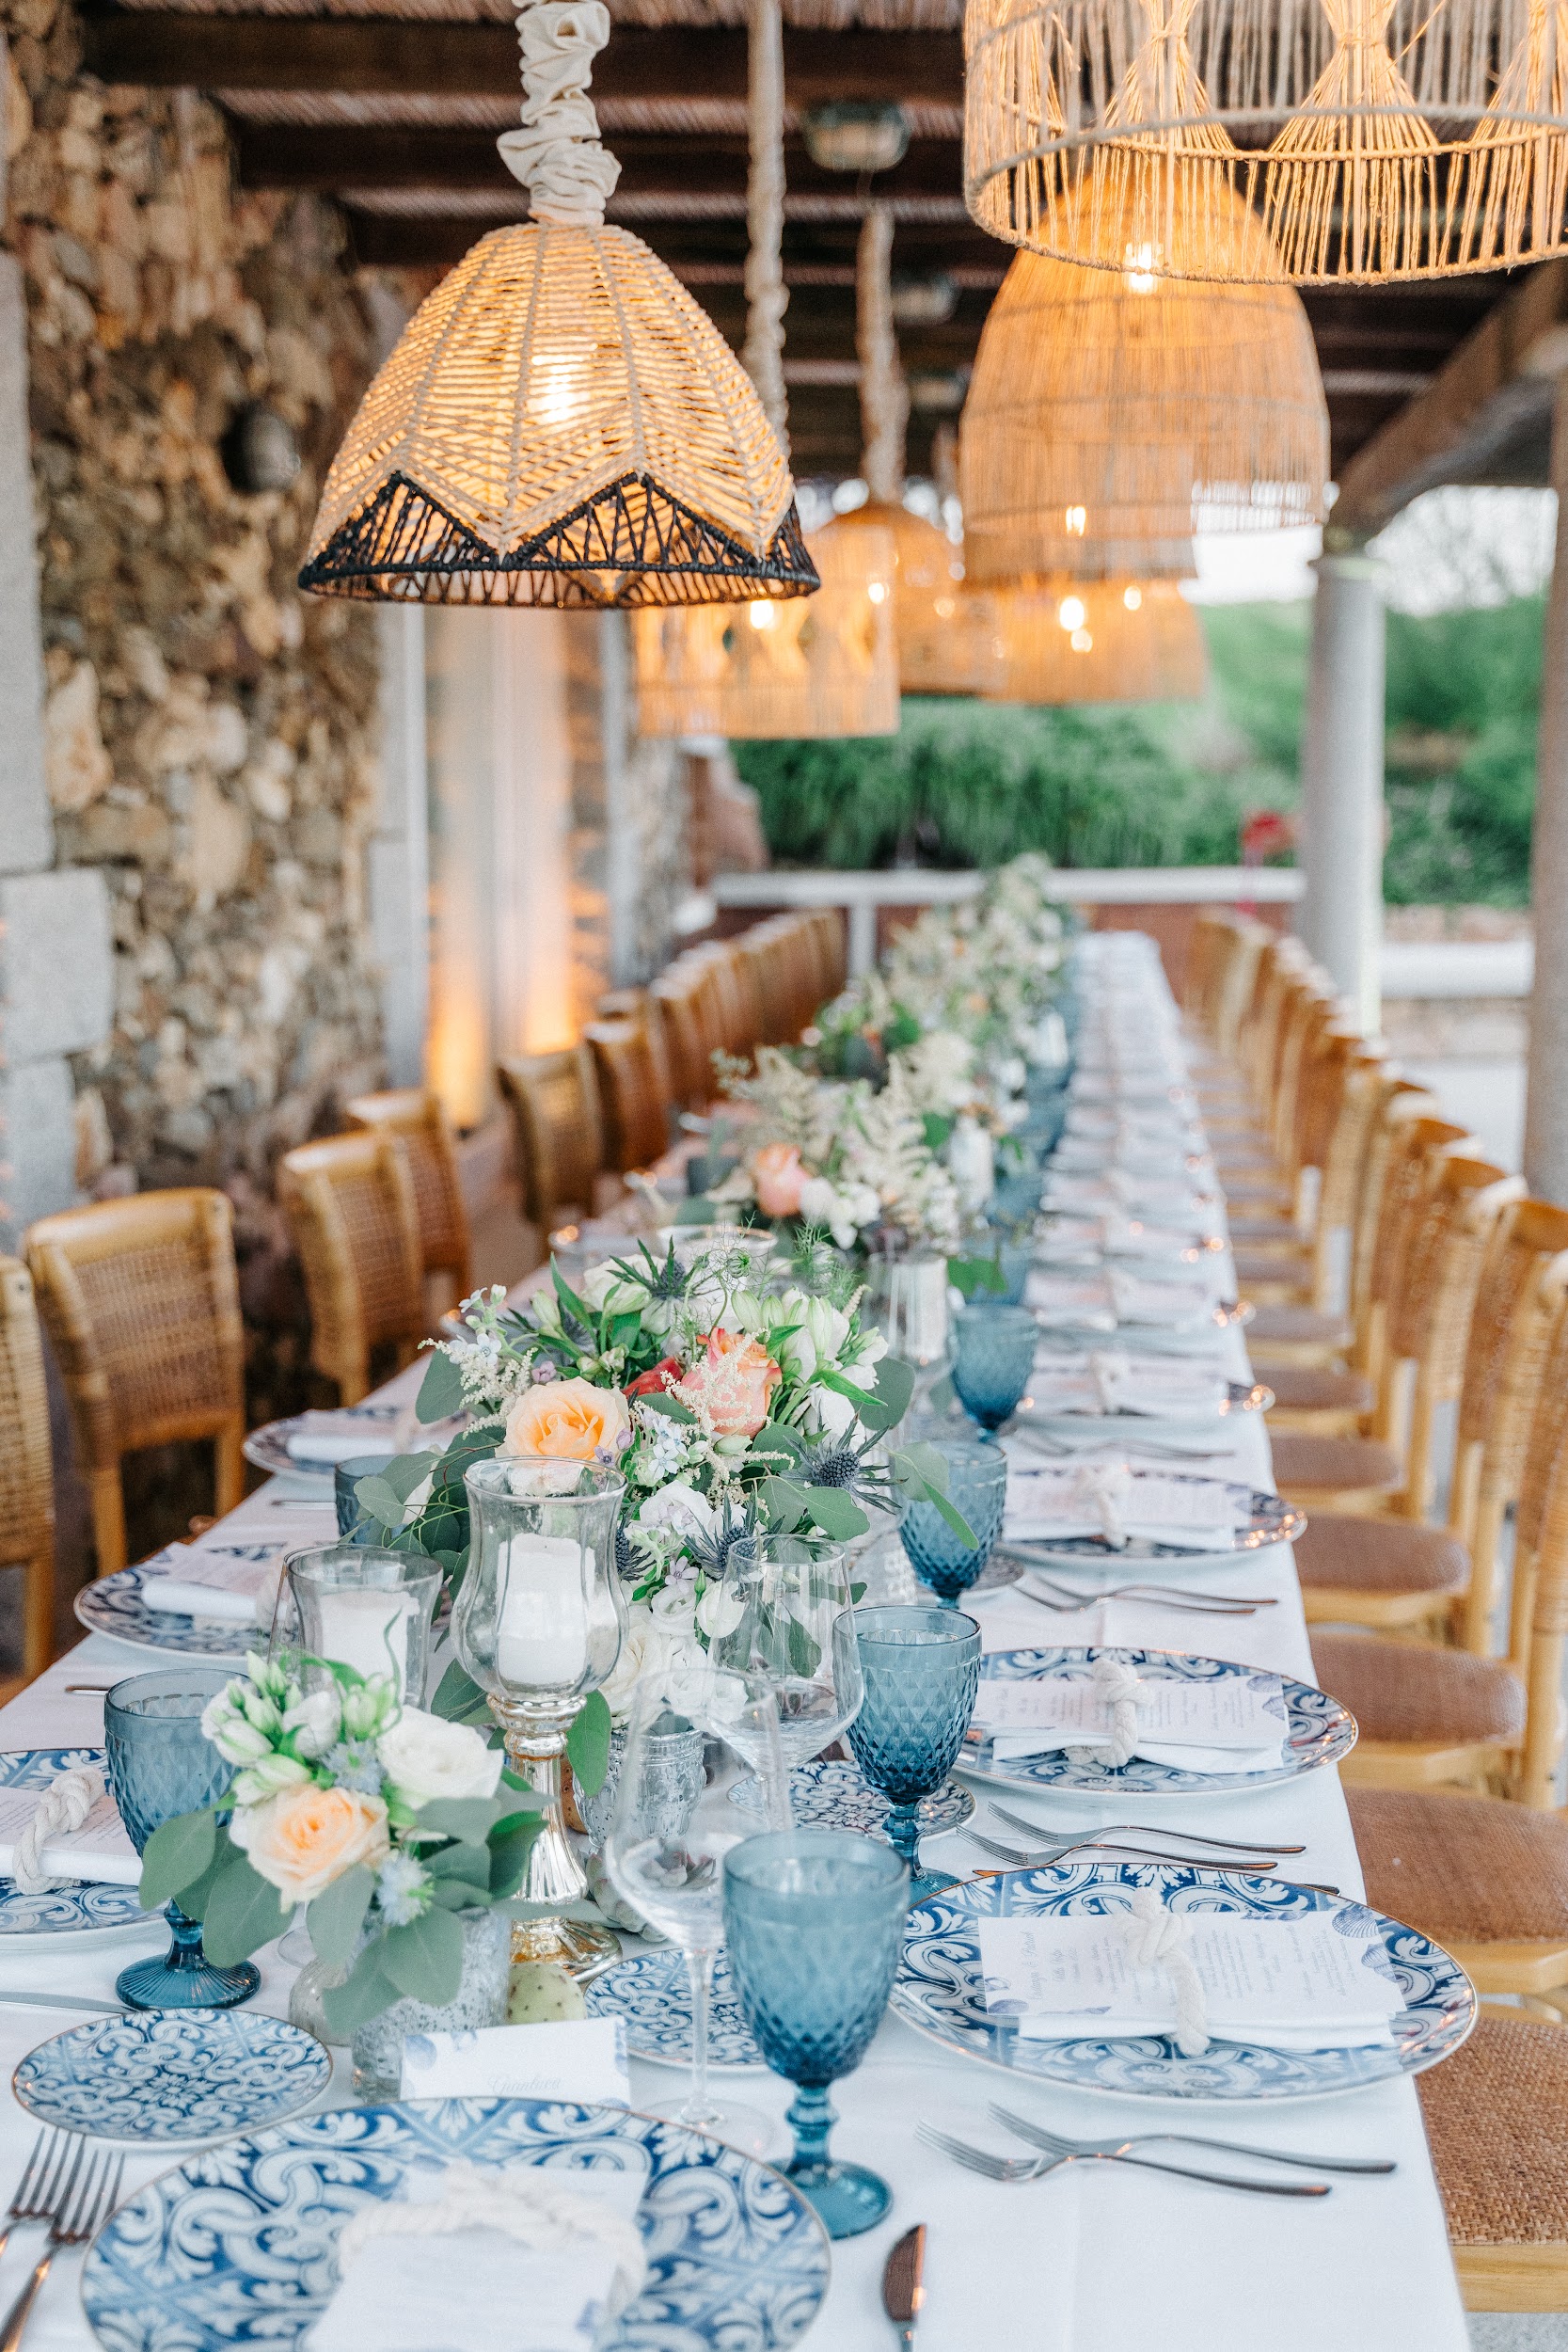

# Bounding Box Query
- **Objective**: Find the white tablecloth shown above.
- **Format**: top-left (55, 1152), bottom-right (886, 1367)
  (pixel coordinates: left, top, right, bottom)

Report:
top-left (0, 943), bottom-right (1469, 2352)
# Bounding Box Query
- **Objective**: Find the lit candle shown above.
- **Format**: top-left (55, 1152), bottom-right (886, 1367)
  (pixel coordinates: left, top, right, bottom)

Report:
top-left (496, 1534), bottom-right (589, 1688)
top-left (313, 1589), bottom-right (413, 1694)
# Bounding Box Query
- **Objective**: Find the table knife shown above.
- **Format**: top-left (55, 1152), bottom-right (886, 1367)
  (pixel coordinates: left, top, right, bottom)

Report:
top-left (0, 1991), bottom-right (125, 2014)
top-left (882, 2223), bottom-right (926, 2349)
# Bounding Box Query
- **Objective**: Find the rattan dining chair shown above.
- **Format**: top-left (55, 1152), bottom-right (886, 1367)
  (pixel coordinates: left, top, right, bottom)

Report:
top-left (651, 967), bottom-right (716, 1110)
top-left (598, 989), bottom-right (675, 1113)
top-left (25, 1190), bottom-right (245, 1579)
top-left (496, 1045), bottom-right (606, 1236)
top-left (586, 1020), bottom-right (671, 1172)
top-left (1416, 2014), bottom-right (1568, 2310)
top-left (345, 1088), bottom-right (473, 1307)
top-left (277, 1133), bottom-right (426, 1406)
top-left (0, 1257), bottom-right (56, 1682)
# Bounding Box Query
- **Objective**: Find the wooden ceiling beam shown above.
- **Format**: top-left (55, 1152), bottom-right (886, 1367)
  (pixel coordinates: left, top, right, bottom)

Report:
top-left (343, 207), bottom-right (994, 269)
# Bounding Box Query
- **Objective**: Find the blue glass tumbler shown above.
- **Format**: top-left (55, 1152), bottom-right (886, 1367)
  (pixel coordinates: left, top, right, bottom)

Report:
top-left (844, 1605), bottom-right (981, 1899)
top-left (722, 1830), bottom-right (909, 2239)
top-left (104, 1667), bottom-right (259, 2011)
top-left (951, 1303), bottom-right (1038, 1430)
top-left (899, 1432), bottom-right (1007, 1604)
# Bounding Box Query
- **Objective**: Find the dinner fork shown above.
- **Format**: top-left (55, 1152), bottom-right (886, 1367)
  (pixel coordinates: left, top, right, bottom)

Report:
top-left (1010, 1571), bottom-right (1263, 1617)
top-left (986, 1806), bottom-right (1305, 1858)
top-left (964, 1827), bottom-right (1281, 1873)
top-left (0, 2143), bottom-right (125, 2352)
top-left (916, 2123), bottom-right (1329, 2199)
top-left (0, 2135), bottom-right (74, 2262)
top-left (1010, 1430), bottom-right (1229, 1464)
top-left (988, 2106), bottom-right (1397, 2178)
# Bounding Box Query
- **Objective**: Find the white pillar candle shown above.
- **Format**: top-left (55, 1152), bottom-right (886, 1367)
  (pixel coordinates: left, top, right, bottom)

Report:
top-left (314, 1588), bottom-right (413, 1694)
top-left (496, 1534), bottom-right (589, 1688)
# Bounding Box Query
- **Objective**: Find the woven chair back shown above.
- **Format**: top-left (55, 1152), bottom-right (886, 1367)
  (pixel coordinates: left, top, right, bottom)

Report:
top-left (1355, 1107), bottom-right (1465, 1324)
top-left (652, 970), bottom-right (715, 1111)
top-left (586, 1021), bottom-right (671, 1173)
top-left (25, 1190), bottom-right (245, 1577)
top-left (345, 1088), bottom-right (473, 1299)
top-left (598, 990), bottom-right (675, 1110)
top-left (812, 906), bottom-right (848, 1002)
top-left (735, 933), bottom-right (789, 1049)
top-left (496, 1046), bottom-right (605, 1234)
top-left (1271, 987), bottom-right (1338, 1175)
top-left (0, 1257), bottom-right (55, 1681)
top-left (1239, 938), bottom-right (1312, 1109)
top-left (1502, 1282), bottom-right (1568, 1796)
top-left (277, 1133), bottom-right (425, 1406)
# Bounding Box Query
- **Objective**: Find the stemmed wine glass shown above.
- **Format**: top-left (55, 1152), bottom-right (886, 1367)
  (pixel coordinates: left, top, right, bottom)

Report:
top-left (706, 1535), bottom-right (863, 1786)
top-left (844, 1604), bottom-right (982, 1899)
top-left (604, 1663), bottom-right (785, 2158)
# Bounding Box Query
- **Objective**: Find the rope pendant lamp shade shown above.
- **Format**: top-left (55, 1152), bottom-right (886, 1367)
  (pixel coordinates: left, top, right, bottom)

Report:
top-left (982, 578), bottom-right (1207, 704)
top-left (632, 525), bottom-right (901, 738)
top-left (963, 0), bottom-right (1568, 284)
top-left (958, 223), bottom-right (1329, 585)
top-left (300, 1), bottom-right (816, 606)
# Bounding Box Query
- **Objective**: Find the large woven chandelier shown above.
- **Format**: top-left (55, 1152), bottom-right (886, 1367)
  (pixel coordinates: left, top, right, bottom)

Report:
top-left (300, 0), bottom-right (816, 606)
top-left (959, 213), bottom-right (1329, 583)
top-left (963, 0), bottom-right (1568, 284)
top-left (983, 579), bottom-right (1207, 704)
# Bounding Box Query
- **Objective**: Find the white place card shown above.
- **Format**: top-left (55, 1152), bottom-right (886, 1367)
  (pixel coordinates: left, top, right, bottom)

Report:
top-left (976, 1912), bottom-right (1402, 2051)
top-left (401, 2019), bottom-right (631, 2106)
top-left (1004, 1467), bottom-right (1244, 1551)
top-left (973, 1671), bottom-right (1285, 1750)
top-left (0, 1782), bottom-right (140, 1885)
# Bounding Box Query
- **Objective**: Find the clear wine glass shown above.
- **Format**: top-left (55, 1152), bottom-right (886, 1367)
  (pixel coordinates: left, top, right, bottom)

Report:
top-left (707, 1535), bottom-right (864, 1782)
top-left (604, 1664), bottom-right (784, 2158)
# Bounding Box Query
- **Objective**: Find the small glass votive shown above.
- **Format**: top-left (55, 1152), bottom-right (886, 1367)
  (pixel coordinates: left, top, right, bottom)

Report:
top-left (274, 1543), bottom-right (442, 1705)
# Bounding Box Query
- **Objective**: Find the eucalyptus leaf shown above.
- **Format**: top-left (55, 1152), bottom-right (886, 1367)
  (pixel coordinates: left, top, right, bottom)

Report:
top-left (428, 1878), bottom-right (483, 1911)
top-left (488, 1820), bottom-right (545, 1901)
top-left (802, 1486), bottom-right (869, 1540)
top-left (893, 1439), bottom-right (953, 1496)
top-left (428, 1841), bottom-right (493, 1890)
top-left (380, 1452), bottom-right (442, 1504)
top-left (322, 1948), bottom-right (400, 2038)
top-left (431, 1659), bottom-right (491, 1726)
top-left (307, 1863), bottom-right (374, 1968)
top-left (162, 1824), bottom-right (235, 1926)
top-left (564, 1691), bottom-right (612, 1798)
top-left (137, 1808), bottom-right (217, 1913)
top-left (638, 1391), bottom-right (698, 1425)
top-left (201, 1856), bottom-right (290, 1966)
top-left (416, 1347), bottom-right (467, 1422)
top-left (377, 1905), bottom-right (465, 2005)
top-left (759, 1474), bottom-right (810, 1531)
top-left (413, 1795), bottom-right (512, 1844)
top-left (785, 1614), bottom-right (822, 1680)
top-left (870, 1356), bottom-right (915, 1423)
top-left (352, 1474), bottom-right (406, 1532)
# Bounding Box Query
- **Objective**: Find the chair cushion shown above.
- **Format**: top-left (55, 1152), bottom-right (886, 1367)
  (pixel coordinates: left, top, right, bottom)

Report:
top-left (1295, 1513), bottom-right (1468, 1597)
top-left (1308, 1631), bottom-right (1527, 1747)
top-left (1246, 1305), bottom-right (1354, 1347)
top-left (1349, 1787), bottom-right (1568, 1945)
top-left (1263, 1366), bottom-right (1377, 1415)
top-left (1418, 2016), bottom-right (1568, 2248)
top-left (1271, 1433), bottom-right (1403, 1494)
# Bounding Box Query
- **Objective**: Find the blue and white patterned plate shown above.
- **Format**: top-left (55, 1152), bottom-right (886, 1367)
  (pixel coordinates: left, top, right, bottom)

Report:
top-left (15, 2008), bottom-right (333, 2144)
top-left (74, 1559), bottom-right (255, 1662)
top-left (892, 1864), bottom-right (1476, 2103)
top-left (729, 1756), bottom-right (975, 1837)
top-left (586, 1947), bottom-right (765, 2070)
top-left (998, 1481), bottom-right (1302, 1563)
top-left (959, 1646), bottom-right (1356, 1799)
top-left (80, 2098), bottom-right (830, 2351)
top-left (0, 1752), bottom-right (154, 1941)
top-left (243, 1405), bottom-right (404, 1487)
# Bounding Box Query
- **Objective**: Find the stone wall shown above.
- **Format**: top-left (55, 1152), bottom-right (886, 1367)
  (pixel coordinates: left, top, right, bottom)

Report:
top-left (1, 4), bottom-right (388, 1425)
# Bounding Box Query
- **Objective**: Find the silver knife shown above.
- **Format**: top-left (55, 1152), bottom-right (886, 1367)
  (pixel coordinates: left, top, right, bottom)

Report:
top-left (0, 1992), bottom-right (126, 2014)
top-left (882, 2223), bottom-right (926, 2349)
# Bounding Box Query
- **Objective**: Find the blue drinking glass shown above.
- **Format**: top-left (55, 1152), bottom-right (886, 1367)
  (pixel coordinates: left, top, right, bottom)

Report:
top-left (104, 1667), bottom-right (259, 2011)
top-left (899, 1432), bottom-right (1008, 1604)
top-left (844, 1605), bottom-right (981, 1899)
top-left (951, 1303), bottom-right (1038, 1431)
top-left (722, 1830), bottom-right (909, 2239)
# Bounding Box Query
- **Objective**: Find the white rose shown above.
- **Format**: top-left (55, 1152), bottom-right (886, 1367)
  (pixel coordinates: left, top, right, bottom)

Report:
top-left (694, 1581), bottom-right (747, 1641)
top-left (637, 1482), bottom-right (719, 1543)
top-left (281, 1687), bottom-right (341, 1761)
top-left (377, 1708), bottom-right (505, 1809)
top-left (806, 1385), bottom-right (860, 1441)
top-left (600, 1600), bottom-right (700, 1722)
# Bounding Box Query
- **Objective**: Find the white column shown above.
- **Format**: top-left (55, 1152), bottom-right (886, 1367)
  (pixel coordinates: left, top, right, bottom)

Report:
top-left (1296, 549), bottom-right (1386, 1035)
top-left (1525, 378), bottom-right (1568, 1200)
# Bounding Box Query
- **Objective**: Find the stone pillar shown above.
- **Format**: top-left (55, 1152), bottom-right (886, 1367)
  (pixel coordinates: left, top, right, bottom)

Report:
top-left (1296, 548), bottom-right (1386, 1036)
top-left (368, 606), bottom-right (430, 1089)
top-left (1525, 378), bottom-right (1568, 1200)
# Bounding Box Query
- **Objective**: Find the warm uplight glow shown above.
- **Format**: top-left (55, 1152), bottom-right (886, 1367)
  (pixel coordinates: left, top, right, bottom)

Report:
top-left (1123, 585), bottom-right (1143, 610)
top-left (749, 600), bottom-right (777, 630)
top-left (1122, 242), bottom-right (1159, 294)
top-left (1057, 595), bottom-right (1086, 630)
top-left (1064, 505), bottom-right (1086, 535)
top-left (1070, 627), bottom-right (1094, 652)
top-left (867, 579), bottom-right (888, 604)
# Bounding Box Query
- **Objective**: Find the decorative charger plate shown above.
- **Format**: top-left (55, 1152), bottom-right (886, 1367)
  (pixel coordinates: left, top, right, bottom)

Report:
top-left (891, 1864), bottom-right (1475, 2103)
top-left (729, 1756), bottom-right (974, 1838)
top-left (0, 1752), bottom-right (153, 1941)
top-left (80, 2098), bottom-right (831, 2351)
top-left (586, 1948), bottom-right (764, 2070)
top-left (242, 1404), bottom-right (420, 1486)
top-left (958, 1645), bottom-right (1355, 1799)
top-left (1019, 1379), bottom-right (1272, 1434)
top-left (15, 2008), bottom-right (332, 2144)
top-left (1000, 1479), bottom-right (1302, 1564)
top-left (74, 1560), bottom-right (254, 1663)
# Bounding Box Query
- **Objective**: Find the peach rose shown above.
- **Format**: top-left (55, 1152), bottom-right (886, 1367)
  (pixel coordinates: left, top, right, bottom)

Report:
top-left (502, 1376), bottom-right (631, 1463)
top-left (230, 1784), bottom-right (389, 1907)
top-left (677, 1327), bottom-right (782, 1438)
top-left (752, 1142), bottom-right (807, 1220)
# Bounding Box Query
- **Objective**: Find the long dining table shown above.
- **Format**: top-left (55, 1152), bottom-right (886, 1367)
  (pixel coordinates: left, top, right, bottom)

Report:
top-left (0, 930), bottom-right (1470, 2352)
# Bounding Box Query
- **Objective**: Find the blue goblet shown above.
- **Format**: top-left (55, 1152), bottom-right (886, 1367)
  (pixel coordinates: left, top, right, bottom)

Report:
top-left (899, 1431), bottom-right (1007, 1603)
top-left (722, 1830), bottom-right (908, 2239)
top-left (843, 1605), bottom-right (981, 1899)
top-left (952, 1303), bottom-right (1038, 1430)
top-left (104, 1668), bottom-right (259, 2011)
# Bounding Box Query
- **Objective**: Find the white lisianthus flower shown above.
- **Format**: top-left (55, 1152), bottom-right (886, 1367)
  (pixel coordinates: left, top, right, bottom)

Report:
top-left (231, 1751), bottom-right (314, 1806)
top-left (694, 1580), bottom-right (747, 1641)
top-left (281, 1688), bottom-right (341, 1761)
top-left (378, 1708), bottom-right (504, 1809)
top-left (200, 1685), bottom-right (274, 1766)
top-left (805, 1385), bottom-right (860, 1442)
top-left (800, 1295), bottom-right (851, 1368)
top-left (637, 1481), bottom-right (720, 1543)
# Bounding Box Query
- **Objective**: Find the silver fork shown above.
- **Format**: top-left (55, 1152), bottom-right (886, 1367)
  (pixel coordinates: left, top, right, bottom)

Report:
top-left (916, 2122), bottom-right (1329, 2199)
top-left (986, 1807), bottom-right (1305, 1858)
top-left (1009, 1572), bottom-right (1262, 1617)
top-left (0, 2135), bottom-right (74, 2263)
top-left (964, 1828), bottom-right (1280, 1873)
top-left (1010, 1430), bottom-right (1229, 1463)
top-left (989, 2105), bottom-right (1396, 2178)
top-left (0, 2143), bottom-right (126, 2352)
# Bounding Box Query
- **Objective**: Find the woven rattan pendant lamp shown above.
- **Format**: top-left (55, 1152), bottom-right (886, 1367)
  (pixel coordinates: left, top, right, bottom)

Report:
top-left (299, 1), bottom-right (816, 607)
top-left (629, 0), bottom-right (900, 737)
top-left (983, 579), bottom-right (1206, 704)
top-left (964, 0), bottom-right (1568, 283)
top-left (958, 198), bottom-right (1329, 583)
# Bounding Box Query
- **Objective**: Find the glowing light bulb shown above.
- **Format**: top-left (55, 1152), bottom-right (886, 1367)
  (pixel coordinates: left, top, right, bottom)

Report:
top-left (1123, 585), bottom-right (1143, 611)
top-left (1064, 505), bottom-right (1086, 536)
top-left (1123, 242), bottom-right (1159, 294)
top-left (1057, 595), bottom-right (1085, 631)
top-left (1070, 627), bottom-right (1093, 653)
top-left (748, 601), bottom-right (776, 631)
top-left (867, 579), bottom-right (888, 604)
top-left (532, 341), bottom-right (593, 429)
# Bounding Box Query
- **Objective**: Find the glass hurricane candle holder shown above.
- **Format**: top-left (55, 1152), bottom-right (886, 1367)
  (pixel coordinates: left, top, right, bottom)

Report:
top-left (455, 1457), bottom-right (626, 1976)
top-left (274, 1543), bottom-right (442, 1705)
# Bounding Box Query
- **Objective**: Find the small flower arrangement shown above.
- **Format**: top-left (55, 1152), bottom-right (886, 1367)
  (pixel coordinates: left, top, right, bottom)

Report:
top-left (137, 1650), bottom-right (547, 2032)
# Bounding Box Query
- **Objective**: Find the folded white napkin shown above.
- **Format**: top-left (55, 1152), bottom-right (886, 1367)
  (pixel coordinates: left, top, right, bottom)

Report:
top-left (0, 1772), bottom-right (141, 1887)
top-left (1022, 1352), bottom-right (1230, 1421)
top-left (977, 1907), bottom-right (1401, 2052)
top-left (287, 1407), bottom-right (402, 1465)
top-left (309, 2159), bottom-right (648, 2352)
top-left (973, 1655), bottom-right (1290, 1772)
top-left (138, 1517), bottom-right (330, 1621)
top-left (1002, 1462), bottom-right (1245, 1552)
top-left (1024, 1272), bottom-right (1212, 1333)
top-left (1042, 1174), bottom-right (1217, 1221)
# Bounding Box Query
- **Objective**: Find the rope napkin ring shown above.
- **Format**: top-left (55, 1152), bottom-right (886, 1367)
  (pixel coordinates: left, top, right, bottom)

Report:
top-left (1118, 1886), bottom-right (1211, 2058)
top-left (1087, 1350), bottom-right (1132, 1416)
top-left (1069, 1462), bottom-right (1132, 1548)
top-left (1065, 1651), bottom-right (1147, 1768)
top-left (336, 2160), bottom-right (647, 2321)
top-left (13, 1766), bottom-right (104, 1894)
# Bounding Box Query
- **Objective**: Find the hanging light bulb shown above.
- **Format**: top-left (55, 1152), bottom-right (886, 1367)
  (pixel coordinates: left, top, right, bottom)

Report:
top-left (300, 0), bottom-right (816, 606)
